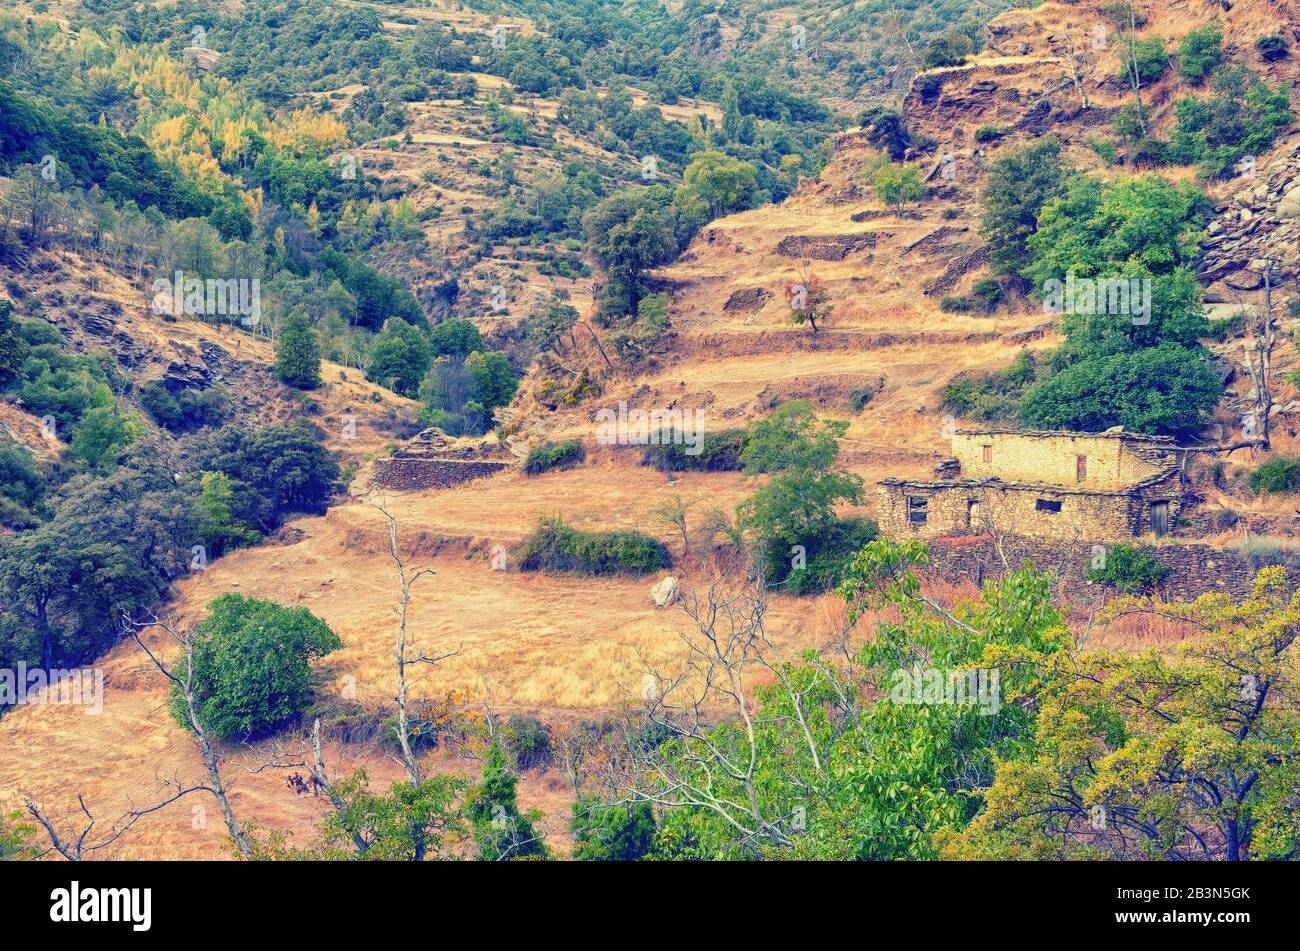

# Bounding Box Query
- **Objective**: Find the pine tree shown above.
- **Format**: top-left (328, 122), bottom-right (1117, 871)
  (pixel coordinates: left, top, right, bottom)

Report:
top-left (275, 311), bottom-right (321, 389)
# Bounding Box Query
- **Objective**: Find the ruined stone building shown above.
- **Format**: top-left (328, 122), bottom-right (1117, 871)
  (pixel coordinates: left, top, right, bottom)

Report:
top-left (878, 429), bottom-right (1188, 543)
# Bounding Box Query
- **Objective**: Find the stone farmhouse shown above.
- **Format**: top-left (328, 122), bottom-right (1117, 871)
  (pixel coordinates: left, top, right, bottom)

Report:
top-left (878, 428), bottom-right (1189, 543)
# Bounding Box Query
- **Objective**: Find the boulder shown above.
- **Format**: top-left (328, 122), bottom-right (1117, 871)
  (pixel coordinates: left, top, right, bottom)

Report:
top-left (650, 576), bottom-right (679, 608)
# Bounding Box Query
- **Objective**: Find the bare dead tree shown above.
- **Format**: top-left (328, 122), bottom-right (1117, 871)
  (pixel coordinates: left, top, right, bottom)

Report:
top-left (1062, 22), bottom-right (1093, 110)
top-left (123, 614), bottom-right (253, 858)
top-left (1239, 259), bottom-right (1281, 452)
top-left (24, 782), bottom-right (207, 861)
top-left (605, 579), bottom-right (839, 850)
top-left (1121, 0), bottom-right (1147, 135)
top-left (368, 499), bottom-right (460, 785)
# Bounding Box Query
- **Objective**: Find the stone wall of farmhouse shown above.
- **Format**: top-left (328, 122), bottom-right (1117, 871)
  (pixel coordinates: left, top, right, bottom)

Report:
top-left (951, 432), bottom-right (1174, 488)
top-left (918, 535), bottom-right (1263, 604)
top-left (878, 474), bottom-right (1187, 543)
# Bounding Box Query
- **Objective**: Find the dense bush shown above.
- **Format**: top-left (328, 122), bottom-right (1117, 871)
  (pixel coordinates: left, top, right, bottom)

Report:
top-left (1248, 457), bottom-right (1300, 494)
top-left (523, 439), bottom-right (586, 475)
top-left (763, 516), bottom-right (880, 594)
top-left (641, 428), bottom-right (747, 472)
top-left (1178, 24), bottom-right (1223, 83)
top-left (1086, 544), bottom-right (1170, 593)
top-left (517, 517), bottom-right (670, 575)
top-left (185, 422), bottom-right (341, 532)
top-left (504, 715), bottom-right (554, 770)
top-left (139, 381), bottom-right (230, 432)
top-left (171, 594), bottom-right (342, 738)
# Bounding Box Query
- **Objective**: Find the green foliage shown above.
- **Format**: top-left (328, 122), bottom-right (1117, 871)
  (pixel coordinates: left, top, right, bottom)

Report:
top-left (571, 798), bottom-right (656, 861)
top-left (193, 471), bottom-right (262, 558)
top-left (1178, 23), bottom-right (1223, 83)
top-left (464, 350), bottom-right (517, 412)
top-left (872, 161), bottom-right (925, 213)
top-left (736, 403), bottom-right (863, 555)
top-left (1086, 544), bottom-right (1170, 593)
top-left (1166, 66), bottom-right (1292, 178)
top-left (274, 311), bottom-right (322, 389)
top-left (943, 351), bottom-right (1038, 423)
top-left (945, 568), bottom-right (1300, 860)
top-left (0, 450), bottom-right (194, 671)
top-left (641, 427), bottom-right (747, 472)
top-left (1020, 343), bottom-right (1222, 436)
top-left (642, 541), bottom-right (1069, 860)
top-left (0, 300), bottom-right (27, 387)
top-left (523, 439), bottom-right (586, 476)
top-left (465, 743), bottom-right (547, 860)
top-left (0, 443), bottom-right (45, 524)
top-left (187, 422), bottom-right (340, 532)
top-left (427, 318), bottom-right (482, 359)
top-left (741, 400), bottom-right (846, 474)
top-left (503, 715), bottom-right (553, 770)
top-left (170, 594), bottom-right (342, 738)
top-left (139, 381), bottom-right (230, 432)
top-left (1248, 457), bottom-right (1300, 494)
top-left (980, 136), bottom-right (1069, 279)
top-left (367, 317), bottom-right (431, 396)
top-left (923, 33), bottom-right (971, 68)
top-left (768, 515), bottom-right (879, 594)
top-left (67, 406), bottom-right (138, 472)
top-left (973, 125), bottom-right (1008, 144)
top-left (318, 768), bottom-right (468, 861)
top-left (1123, 36), bottom-right (1169, 84)
top-left (517, 516), bottom-right (670, 576)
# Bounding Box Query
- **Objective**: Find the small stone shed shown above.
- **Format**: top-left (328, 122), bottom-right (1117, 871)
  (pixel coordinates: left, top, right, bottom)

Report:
top-left (878, 428), bottom-right (1189, 542)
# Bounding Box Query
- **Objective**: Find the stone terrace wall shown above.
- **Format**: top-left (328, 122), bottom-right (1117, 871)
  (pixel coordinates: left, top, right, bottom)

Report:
top-left (923, 534), bottom-right (1261, 605)
top-left (372, 457), bottom-right (511, 491)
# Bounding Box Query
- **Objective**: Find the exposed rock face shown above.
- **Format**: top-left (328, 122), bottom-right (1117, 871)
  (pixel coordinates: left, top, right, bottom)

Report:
top-left (1198, 138), bottom-right (1300, 291)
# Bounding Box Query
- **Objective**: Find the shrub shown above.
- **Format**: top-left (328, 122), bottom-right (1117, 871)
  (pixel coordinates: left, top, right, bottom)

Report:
top-left (768, 516), bottom-right (880, 594)
top-left (1248, 457), bottom-right (1300, 494)
top-left (1086, 544), bottom-right (1170, 593)
top-left (171, 594), bottom-right (343, 738)
top-left (1256, 34), bottom-right (1289, 61)
top-left (641, 428), bottom-right (747, 471)
top-left (974, 125), bottom-right (1008, 143)
top-left (848, 385), bottom-right (876, 413)
top-left (524, 439), bottom-right (586, 475)
top-left (504, 715), bottom-right (553, 770)
top-left (571, 798), bottom-right (656, 861)
top-left (517, 516), bottom-right (670, 575)
top-left (1178, 24), bottom-right (1223, 83)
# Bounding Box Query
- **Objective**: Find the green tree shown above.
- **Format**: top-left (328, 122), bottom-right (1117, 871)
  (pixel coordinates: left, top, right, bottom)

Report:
top-left (319, 768), bottom-right (468, 861)
top-left (193, 471), bottom-right (262, 558)
top-left (980, 136), bottom-right (1069, 280)
top-left (872, 162), bottom-right (924, 213)
top-left (367, 317), bottom-right (432, 396)
top-left (274, 310), bottom-right (322, 389)
top-left (1020, 343), bottom-right (1221, 436)
top-left (427, 318), bottom-right (482, 359)
top-left (0, 300), bottom-right (28, 387)
top-left (465, 350), bottom-right (517, 411)
top-left (465, 743), bottom-right (547, 860)
top-left (571, 799), bottom-right (656, 860)
top-left (171, 594), bottom-right (343, 738)
top-left (944, 567), bottom-right (1300, 860)
top-left (68, 406), bottom-right (137, 472)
